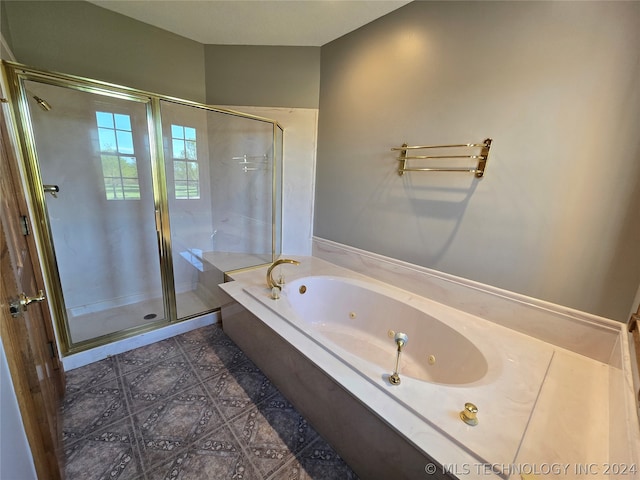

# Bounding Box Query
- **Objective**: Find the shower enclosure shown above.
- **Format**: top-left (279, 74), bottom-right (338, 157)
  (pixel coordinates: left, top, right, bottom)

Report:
top-left (3, 62), bottom-right (283, 354)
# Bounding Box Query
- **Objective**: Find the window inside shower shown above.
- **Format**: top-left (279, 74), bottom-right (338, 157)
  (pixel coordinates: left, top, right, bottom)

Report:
top-left (96, 111), bottom-right (141, 200)
top-left (170, 124), bottom-right (200, 200)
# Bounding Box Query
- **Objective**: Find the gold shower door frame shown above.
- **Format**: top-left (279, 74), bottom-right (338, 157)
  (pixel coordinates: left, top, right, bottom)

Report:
top-left (2, 61), bottom-right (283, 355)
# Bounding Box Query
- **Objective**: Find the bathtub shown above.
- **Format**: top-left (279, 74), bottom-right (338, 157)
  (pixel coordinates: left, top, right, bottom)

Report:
top-left (221, 266), bottom-right (560, 478)
top-left (273, 275), bottom-right (492, 386)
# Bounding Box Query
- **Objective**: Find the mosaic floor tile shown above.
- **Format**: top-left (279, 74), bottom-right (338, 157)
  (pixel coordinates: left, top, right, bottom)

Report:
top-left (269, 437), bottom-right (359, 480)
top-left (64, 356), bottom-right (118, 394)
top-left (121, 353), bottom-right (200, 413)
top-left (61, 324), bottom-right (358, 479)
top-left (116, 337), bottom-right (181, 374)
top-left (64, 417), bottom-right (142, 480)
top-left (62, 377), bottom-right (128, 443)
top-left (205, 362), bottom-right (278, 419)
top-left (229, 403), bottom-right (319, 478)
top-left (146, 425), bottom-right (262, 480)
top-left (131, 384), bottom-right (226, 470)
top-left (174, 324), bottom-right (232, 351)
top-left (183, 340), bottom-right (248, 380)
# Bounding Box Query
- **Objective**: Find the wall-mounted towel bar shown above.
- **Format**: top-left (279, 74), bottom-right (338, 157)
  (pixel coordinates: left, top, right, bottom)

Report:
top-left (392, 138), bottom-right (492, 178)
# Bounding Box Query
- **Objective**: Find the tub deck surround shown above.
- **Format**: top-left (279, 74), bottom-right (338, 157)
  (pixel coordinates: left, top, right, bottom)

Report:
top-left (514, 349), bottom-right (612, 475)
top-left (243, 275), bottom-right (555, 470)
top-left (312, 237), bottom-right (621, 364)
top-left (220, 256), bottom-right (640, 480)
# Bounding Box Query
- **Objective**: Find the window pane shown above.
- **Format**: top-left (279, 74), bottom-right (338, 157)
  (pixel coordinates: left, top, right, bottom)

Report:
top-left (174, 161), bottom-right (187, 180)
top-left (104, 177), bottom-right (123, 200)
top-left (171, 124), bottom-right (183, 139)
top-left (116, 130), bottom-right (134, 155)
top-left (170, 124), bottom-right (198, 200)
top-left (122, 178), bottom-right (141, 199)
top-left (187, 181), bottom-right (200, 199)
top-left (187, 161), bottom-right (199, 181)
top-left (98, 128), bottom-right (117, 152)
top-left (101, 155), bottom-right (120, 177)
top-left (96, 111), bottom-right (140, 201)
top-left (172, 139), bottom-right (185, 159)
top-left (184, 127), bottom-right (196, 141)
top-left (114, 114), bottom-right (131, 131)
top-left (175, 180), bottom-right (188, 199)
top-left (96, 111), bottom-right (113, 129)
top-left (185, 140), bottom-right (197, 160)
top-left (120, 156), bottom-right (138, 178)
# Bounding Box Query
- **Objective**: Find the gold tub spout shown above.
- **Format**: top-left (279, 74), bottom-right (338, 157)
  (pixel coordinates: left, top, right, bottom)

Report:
top-left (388, 332), bottom-right (408, 385)
top-left (266, 259), bottom-right (300, 295)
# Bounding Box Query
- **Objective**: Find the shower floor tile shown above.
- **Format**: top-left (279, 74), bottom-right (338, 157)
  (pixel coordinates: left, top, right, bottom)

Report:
top-left (61, 324), bottom-right (359, 479)
top-left (67, 290), bottom-right (213, 343)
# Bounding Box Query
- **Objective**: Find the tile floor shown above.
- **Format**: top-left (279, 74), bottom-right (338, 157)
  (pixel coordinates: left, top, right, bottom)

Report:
top-left (61, 324), bottom-right (359, 479)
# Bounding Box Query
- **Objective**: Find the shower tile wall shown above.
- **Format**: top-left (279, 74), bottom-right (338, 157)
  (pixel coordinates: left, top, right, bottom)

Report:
top-left (61, 325), bottom-right (358, 479)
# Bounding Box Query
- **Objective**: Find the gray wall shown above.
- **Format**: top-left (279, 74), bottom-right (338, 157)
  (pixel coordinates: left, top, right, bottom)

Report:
top-left (315, 1), bottom-right (640, 321)
top-left (1, 1), bottom-right (12, 52)
top-left (4, 0), bottom-right (638, 321)
top-left (2, 0), bottom-right (206, 102)
top-left (1, 2), bottom-right (320, 108)
top-left (205, 45), bottom-right (320, 108)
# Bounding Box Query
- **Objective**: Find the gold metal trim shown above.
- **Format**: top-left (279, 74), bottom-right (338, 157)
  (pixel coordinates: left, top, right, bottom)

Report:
top-left (273, 125), bottom-right (277, 262)
top-left (2, 60), bottom-right (283, 355)
top-left (3, 61), bottom-right (285, 128)
top-left (393, 138), bottom-right (492, 177)
top-left (272, 124), bottom-right (284, 261)
top-left (2, 62), bottom-right (74, 354)
top-left (224, 262), bottom-right (273, 280)
top-left (150, 98), bottom-right (177, 322)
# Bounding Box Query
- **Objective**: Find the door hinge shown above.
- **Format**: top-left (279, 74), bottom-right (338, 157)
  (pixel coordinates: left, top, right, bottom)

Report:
top-left (47, 341), bottom-right (56, 359)
top-left (20, 215), bottom-right (30, 236)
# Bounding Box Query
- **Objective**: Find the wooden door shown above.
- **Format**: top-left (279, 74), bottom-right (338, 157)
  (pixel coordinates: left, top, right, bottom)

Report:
top-left (1, 104), bottom-right (64, 479)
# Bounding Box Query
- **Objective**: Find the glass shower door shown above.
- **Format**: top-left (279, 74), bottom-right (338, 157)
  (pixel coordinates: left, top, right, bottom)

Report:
top-left (24, 80), bottom-right (165, 345)
top-left (159, 100), bottom-right (277, 320)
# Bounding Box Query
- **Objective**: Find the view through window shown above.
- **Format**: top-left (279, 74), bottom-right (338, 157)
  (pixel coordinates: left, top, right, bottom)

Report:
top-left (96, 111), bottom-right (140, 200)
top-left (171, 124), bottom-right (200, 199)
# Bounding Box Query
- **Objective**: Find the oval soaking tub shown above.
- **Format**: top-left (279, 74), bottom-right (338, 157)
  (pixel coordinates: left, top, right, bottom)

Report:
top-left (285, 276), bottom-right (489, 385)
top-left (228, 270), bottom-right (556, 478)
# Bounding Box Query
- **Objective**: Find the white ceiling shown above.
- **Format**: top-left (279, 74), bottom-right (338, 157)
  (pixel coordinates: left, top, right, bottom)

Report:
top-left (87, 0), bottom-right (412, 46)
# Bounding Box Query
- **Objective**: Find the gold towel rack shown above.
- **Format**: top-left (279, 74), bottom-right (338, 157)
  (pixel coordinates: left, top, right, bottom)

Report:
top-left (392, 138), bottom-right (492, 178)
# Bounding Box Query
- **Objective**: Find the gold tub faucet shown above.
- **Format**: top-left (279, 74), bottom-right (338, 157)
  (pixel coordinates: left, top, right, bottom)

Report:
top-left (266, 259), bottom-right (300, 298)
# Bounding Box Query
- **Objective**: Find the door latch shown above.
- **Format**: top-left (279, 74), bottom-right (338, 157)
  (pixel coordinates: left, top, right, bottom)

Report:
top-left (9, 290), bottom-right (46, 318)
